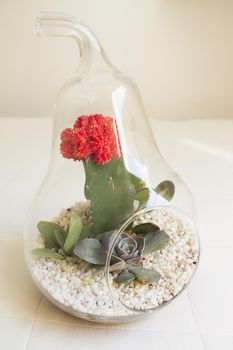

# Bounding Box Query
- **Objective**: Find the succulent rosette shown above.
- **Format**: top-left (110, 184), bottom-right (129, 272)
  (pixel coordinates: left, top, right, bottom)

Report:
top-left (73, 223), bottom-right (170, 285)
top-left (111, 233), bottom-right (145, 266)
top-left (73, 232), bottom-right (145, 269)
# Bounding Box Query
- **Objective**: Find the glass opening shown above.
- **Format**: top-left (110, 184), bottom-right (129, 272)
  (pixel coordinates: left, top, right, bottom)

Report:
top-left (105, 205), bottom-right (200, 313)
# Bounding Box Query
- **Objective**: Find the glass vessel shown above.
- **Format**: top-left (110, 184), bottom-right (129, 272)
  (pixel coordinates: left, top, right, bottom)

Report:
top-left (24, 11), bottom-right (200, 323)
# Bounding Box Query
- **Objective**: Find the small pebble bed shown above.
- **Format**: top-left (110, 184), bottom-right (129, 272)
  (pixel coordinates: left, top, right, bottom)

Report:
top-left (31, 202), bottom-right (199, 317)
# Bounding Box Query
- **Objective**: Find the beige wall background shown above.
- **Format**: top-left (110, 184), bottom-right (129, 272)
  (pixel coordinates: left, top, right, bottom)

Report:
top-left (1, 0), bottom-right (233, 120)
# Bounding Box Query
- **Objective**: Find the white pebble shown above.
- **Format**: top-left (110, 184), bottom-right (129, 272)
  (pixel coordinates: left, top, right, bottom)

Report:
top-left (31, 203), bottom-right (199, 317)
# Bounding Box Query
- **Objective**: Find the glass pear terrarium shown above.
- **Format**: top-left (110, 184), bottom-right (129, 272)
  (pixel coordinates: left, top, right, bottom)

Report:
top-left (24, 12), bottom-right (200, 323)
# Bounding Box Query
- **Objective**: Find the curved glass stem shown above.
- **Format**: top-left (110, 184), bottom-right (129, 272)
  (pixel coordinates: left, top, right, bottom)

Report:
top-left (35, 11), bottom-right (106, 63)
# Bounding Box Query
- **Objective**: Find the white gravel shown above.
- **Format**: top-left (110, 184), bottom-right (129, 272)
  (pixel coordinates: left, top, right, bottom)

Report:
top-left (31, 203), bottom-right (199, 317)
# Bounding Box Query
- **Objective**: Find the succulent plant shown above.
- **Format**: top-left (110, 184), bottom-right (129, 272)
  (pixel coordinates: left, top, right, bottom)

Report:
top-left (73, 232), bottom-right (143, 274)
top-left (134, 180), bottom-right (175, 209)
top-left (154, 180), bottom-right (175, 201)
top-left (110, 233), bottom-right (145, 266)
top-left (31, 211), bottom-right (170, 285)
top-left (31, 216), bottom-right (83, 259)
top-left (74, 223), bottom-right (170, 285)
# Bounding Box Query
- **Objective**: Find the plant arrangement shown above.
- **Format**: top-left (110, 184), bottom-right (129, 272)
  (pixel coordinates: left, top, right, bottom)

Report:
top-left (32, 217), bottom-right (170, 284)
top-left (32, 114), bottom-right (175, 285)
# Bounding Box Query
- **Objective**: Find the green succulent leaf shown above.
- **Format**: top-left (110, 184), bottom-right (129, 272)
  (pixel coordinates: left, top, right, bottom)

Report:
top-left (54, 230), bottom-right (65, 249)
top-left (31, 248), bottom-right (65, 260)
top-left (154, 180), bottom-right (175, 201)
top-left (74, 238), bottom-right (107, 265)
top-left (129, 173), bottom-right (146, 192)
top-left (135, 187), bottom-right (150, 205)
top-left (64, 216), bottom-right (83, 254)
top-left (114, 270), bottom-right (135, 285)
top-left (37, 221), bottom-right (67, 249)
top-left (144, 231), bottom-right (170, 255)
top-left (132, 222), bottom-right (160, 235)
top-left (129, 267), bottom-right (161, 284)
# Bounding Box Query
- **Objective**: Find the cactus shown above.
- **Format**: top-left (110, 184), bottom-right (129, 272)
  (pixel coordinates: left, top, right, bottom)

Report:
top-left (83, 156), bottom-right (135, 235)
top-left (59, 114), bottom-right (175, 237)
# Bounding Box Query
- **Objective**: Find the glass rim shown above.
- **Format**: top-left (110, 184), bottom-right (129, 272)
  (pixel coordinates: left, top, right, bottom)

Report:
top-left (104, 204), bottom-right (201, 314)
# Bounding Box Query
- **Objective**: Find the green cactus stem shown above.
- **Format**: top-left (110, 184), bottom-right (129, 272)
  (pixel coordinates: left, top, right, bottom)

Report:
top-left (83, 156), bottom-right (135, 235)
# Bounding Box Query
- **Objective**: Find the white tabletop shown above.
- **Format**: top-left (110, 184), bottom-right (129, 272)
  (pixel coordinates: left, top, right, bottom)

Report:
top-left (0, 117), bottom-right (233, 350)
